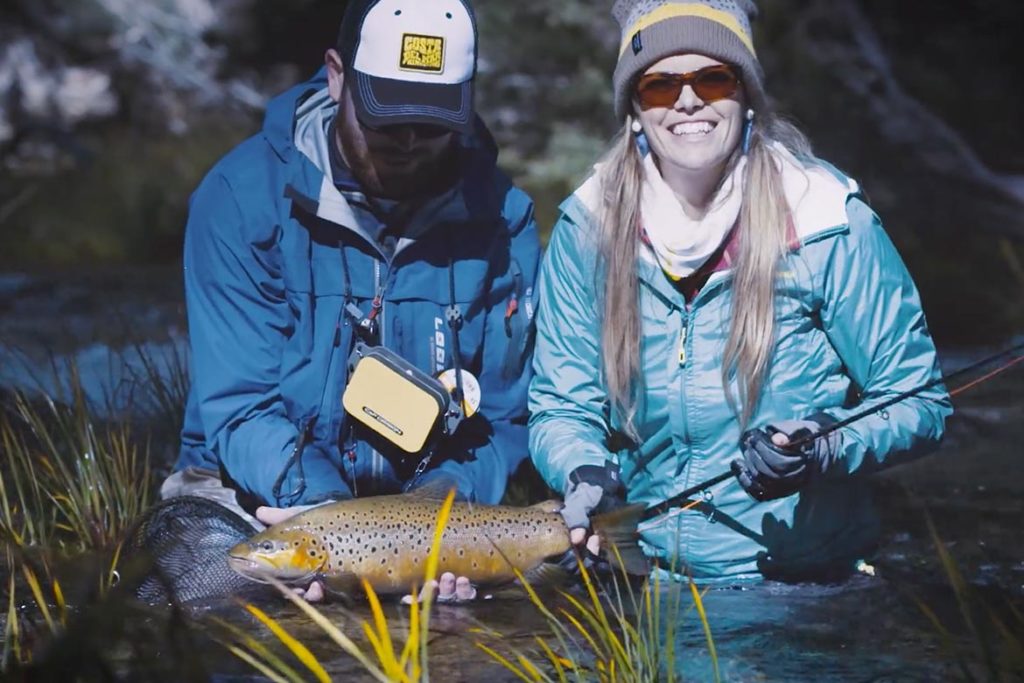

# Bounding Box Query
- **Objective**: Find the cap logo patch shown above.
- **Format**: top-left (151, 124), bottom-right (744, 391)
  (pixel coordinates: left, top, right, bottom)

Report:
top-left (631, 30), bottom-right (643, 55)
top-left (400, 33), bottom-right (445, 73)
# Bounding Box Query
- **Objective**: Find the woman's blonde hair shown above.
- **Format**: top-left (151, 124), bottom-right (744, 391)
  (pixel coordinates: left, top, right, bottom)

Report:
top-left (596, 110), bottom-right (811, 437)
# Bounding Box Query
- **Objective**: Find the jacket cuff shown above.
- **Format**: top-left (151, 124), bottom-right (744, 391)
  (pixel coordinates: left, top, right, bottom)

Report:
top-left (567, 462), bottom-right (624, 497)
top-left (806, 411), bottom-right (839, 428)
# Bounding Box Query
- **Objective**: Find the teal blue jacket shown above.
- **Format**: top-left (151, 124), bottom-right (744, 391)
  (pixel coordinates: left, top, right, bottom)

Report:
top-left (529, 157), bottom-right (951, 581)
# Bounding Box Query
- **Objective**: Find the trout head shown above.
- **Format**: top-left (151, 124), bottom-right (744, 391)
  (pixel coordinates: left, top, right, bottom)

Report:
top-left (227, 528), bottom-right (326, 584)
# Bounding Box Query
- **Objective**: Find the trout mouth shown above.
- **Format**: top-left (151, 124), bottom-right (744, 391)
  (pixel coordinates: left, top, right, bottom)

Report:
top-left (227, 539), bottom-right (323, 585)
top-left (227, 555), bottom-right (318, 585)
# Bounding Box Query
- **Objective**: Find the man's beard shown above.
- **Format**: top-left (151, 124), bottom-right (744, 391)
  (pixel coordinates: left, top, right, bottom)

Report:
top-left (376, 159), bottom-right (453, 199)
top-left (337, 123), bottom-right (458, 201)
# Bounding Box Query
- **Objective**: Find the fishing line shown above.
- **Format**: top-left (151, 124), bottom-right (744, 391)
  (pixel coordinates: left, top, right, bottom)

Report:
top-left (642, 341), bottom-right (1024, 521)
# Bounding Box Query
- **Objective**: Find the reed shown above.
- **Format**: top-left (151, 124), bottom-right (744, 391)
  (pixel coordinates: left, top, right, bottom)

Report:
top-left (474, 552), bottom-right (717, 683)
top-left (0, 371), bottom-right (156, 670)
top-left (223, 496), bottom-right (720, 682)
top-left (913, 512), bottom-right (1024, 681)
top-left (0, 387), bottom-right (151, 551)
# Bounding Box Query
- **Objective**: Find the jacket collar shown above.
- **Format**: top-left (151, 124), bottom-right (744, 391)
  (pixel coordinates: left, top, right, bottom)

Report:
top-left (267, 69), bottom-right (503, 249)
top-left (564, 148), bottom-right (862, 307)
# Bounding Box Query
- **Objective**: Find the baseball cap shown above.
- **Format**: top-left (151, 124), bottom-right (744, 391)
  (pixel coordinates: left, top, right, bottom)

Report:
top-left (337, 0), bottom-right (478, 134)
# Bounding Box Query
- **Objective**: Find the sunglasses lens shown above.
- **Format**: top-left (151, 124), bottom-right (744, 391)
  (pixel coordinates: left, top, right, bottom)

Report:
top-left (636, 76), bottom-right (684, 110)
top-left (693, 67), bottom-right (739, 102)
top-left (635, 66), bottom-right (740, 110)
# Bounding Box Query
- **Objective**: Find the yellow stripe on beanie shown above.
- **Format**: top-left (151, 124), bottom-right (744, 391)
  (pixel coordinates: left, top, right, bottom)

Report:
top-left (619, 4), bottom-right (756, 57)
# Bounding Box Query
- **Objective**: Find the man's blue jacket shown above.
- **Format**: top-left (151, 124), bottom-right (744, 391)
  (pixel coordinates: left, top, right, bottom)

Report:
top-left (176, 70), bottom-right (541, 508)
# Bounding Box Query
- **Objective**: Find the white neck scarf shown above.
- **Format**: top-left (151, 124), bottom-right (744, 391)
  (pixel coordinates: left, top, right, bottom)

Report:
top-left (640, 153), bottom-right (746, 280)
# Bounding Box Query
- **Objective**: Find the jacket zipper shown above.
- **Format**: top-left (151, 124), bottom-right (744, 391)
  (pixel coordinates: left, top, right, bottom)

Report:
top-left (678, 308), bottom-right (694, 468)
top-left (676, 304), bottom-right (699, 554)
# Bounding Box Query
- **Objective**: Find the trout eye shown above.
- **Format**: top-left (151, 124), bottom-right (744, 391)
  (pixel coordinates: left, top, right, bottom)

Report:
top-left (260, 540), bottom-right (274, 552)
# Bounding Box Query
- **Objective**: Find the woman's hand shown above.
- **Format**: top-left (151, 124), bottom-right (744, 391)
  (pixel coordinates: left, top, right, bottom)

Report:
top-left (733, 415), bottom-right (842, 501)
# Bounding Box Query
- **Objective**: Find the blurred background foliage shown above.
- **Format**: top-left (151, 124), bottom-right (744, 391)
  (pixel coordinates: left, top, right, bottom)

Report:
top-left (1, 0), bottom-right (1022, 344)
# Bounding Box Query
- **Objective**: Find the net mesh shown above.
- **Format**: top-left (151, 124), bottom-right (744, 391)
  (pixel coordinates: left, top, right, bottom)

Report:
top-left (121, 495), bottom-right (264, 604)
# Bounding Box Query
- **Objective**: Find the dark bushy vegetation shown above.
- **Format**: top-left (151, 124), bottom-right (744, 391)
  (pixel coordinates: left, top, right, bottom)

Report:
top-left (1, 0), bottom-right (1022, 343)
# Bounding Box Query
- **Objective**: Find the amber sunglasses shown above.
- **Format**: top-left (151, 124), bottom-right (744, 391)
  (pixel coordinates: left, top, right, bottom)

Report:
top-left (634, 64), bottom-right (741, 110)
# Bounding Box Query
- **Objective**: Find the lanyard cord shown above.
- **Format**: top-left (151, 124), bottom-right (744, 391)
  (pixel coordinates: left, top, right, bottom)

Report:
top-left (446, 257), bottom-right (466, 405)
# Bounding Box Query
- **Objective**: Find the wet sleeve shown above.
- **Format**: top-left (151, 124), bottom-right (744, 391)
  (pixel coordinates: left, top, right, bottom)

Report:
top-left (815, 197), bottom-right (952, 475)
top-left (184, 172), bottom-right (350, 507)
top-left (528, 211), bottom-right (615, 495)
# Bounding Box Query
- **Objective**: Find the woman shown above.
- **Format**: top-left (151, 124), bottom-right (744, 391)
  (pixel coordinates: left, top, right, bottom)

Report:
top-left (529, 0), bottom-right (951, 582)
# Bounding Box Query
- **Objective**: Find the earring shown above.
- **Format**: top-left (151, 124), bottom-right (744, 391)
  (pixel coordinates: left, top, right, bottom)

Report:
top-left (741, 108), bottom-right (755, 155)
top-left (631, 118), bottom-right (642, 134)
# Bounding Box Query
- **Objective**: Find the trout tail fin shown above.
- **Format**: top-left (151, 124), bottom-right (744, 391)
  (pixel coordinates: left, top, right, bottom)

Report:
top-left (591, 503), bottom-right (650, 576)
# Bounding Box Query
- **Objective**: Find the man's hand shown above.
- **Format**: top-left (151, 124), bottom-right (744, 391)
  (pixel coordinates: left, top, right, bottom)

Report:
top-left (732, 415), bottom-right (841, 501)
top-left (256, 504), bottom-right (320, 526)
top-left (401, 572), bottom-right (485, 605)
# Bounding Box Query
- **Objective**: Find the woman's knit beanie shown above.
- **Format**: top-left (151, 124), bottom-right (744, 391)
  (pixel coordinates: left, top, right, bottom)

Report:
top-left (611, 0), bottom-right (766, 120)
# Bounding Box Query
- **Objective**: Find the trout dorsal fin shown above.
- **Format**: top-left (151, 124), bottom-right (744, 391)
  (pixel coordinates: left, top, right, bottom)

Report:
top-left (529, 499), bottom-right (563, 514)
top-left (405, 479), bottom-right (460, 500)
top-left (590, 503), bottom-right (650, 576)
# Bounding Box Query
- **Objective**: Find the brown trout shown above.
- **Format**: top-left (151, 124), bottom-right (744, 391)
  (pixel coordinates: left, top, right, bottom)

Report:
top-left (227, 491), bottom-right (648, 596)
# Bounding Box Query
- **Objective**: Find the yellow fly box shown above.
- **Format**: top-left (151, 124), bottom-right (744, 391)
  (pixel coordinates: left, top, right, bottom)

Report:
top-left (343, 345), bottom-right (452, 454)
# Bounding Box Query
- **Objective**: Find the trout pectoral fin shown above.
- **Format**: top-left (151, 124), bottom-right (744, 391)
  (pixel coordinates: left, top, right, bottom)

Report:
top-left (591, 503), bottom-right (651, 577)
top-left (319, 572), bottom-right (361, 601)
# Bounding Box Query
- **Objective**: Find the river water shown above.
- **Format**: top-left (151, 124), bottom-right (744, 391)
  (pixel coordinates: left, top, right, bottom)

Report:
top-left (1, 268), bottom-right (1022, 681)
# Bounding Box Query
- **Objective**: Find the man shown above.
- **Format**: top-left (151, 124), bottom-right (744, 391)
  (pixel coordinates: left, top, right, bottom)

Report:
top-left (163, 0), bottom-right (540, 602)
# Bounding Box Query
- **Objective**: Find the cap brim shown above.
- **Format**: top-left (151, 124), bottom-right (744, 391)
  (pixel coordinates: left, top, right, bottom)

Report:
top-left (351, 71), bottom-right (474, 135)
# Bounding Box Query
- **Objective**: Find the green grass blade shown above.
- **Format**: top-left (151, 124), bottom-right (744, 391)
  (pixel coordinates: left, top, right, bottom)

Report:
top-left (243, 603), bottom-right (331, 683)
top-left (689, 579), bottom-right (720, 683)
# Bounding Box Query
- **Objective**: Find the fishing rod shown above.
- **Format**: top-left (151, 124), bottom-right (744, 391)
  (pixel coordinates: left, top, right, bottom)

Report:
top-left (642, 341), bottom-right (1024, 521)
